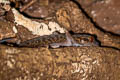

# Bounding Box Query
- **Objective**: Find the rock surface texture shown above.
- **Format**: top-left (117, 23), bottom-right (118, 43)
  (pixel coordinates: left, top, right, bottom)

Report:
top-left (0, 45), bottom-right (120, 80)
top-left (77, 0), bottom-right (120, 35)
top-left (0, 0), bottom-right (120, 80)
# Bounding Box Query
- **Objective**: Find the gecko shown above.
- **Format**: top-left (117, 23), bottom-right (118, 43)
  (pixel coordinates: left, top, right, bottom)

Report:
top-left (16, 31), bottom-right (99, 48)
top-left (0, 31), bottom-right (99, 48)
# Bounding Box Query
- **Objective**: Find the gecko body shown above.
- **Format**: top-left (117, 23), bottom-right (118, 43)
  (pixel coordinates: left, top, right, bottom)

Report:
top-left (17, 32), bottom-right (99, 48)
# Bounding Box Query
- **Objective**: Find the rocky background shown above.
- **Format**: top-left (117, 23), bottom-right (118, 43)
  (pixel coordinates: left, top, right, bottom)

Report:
top-left (0, 0), bottom-right (120, 80)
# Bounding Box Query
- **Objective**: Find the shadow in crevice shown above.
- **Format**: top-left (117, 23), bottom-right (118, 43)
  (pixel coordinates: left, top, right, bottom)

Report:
top-left (100, 46), bottom-right (120, 50)
top-left (1, 41), bottom-right (119, 50)
top-left (70, 0), bottom-right (120, 36)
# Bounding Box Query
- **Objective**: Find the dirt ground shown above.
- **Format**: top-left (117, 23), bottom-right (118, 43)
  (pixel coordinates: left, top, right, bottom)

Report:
top-left (0, 0), bottom-right (120, 80)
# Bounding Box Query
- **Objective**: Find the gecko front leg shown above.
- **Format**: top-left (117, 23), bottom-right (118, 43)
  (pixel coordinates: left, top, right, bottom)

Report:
top-left (49, 31), bottom-right (74, 48)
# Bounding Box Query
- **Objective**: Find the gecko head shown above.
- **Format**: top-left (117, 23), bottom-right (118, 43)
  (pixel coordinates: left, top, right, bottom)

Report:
top-left (79, 35), bottom-right (100, 46)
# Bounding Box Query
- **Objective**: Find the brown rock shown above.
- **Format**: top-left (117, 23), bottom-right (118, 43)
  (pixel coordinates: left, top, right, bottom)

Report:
top-left (77, 0), bottom-right (120, 35)
top-left (0, 21), bottom-right (16, 40)
top-left (0, 45), bottom-right (119, 80)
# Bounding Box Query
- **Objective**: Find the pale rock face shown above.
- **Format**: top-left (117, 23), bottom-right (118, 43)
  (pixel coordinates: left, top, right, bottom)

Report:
top-left (13, 26), bottom-right (18, 33)
top-left (12, 8), bottom-right (65, 36)
top-left (0, 0), bottom-right (10, 4)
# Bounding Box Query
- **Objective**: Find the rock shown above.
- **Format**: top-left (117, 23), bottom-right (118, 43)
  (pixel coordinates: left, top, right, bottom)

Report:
top-left (0, 1), bottom-right (120, 80)
top-left (0, 21), bottom-right (16, 40)
top-left (0, 45), bottom-right (119, 80)
top-left (77, 0), bottom-right (120, 35)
